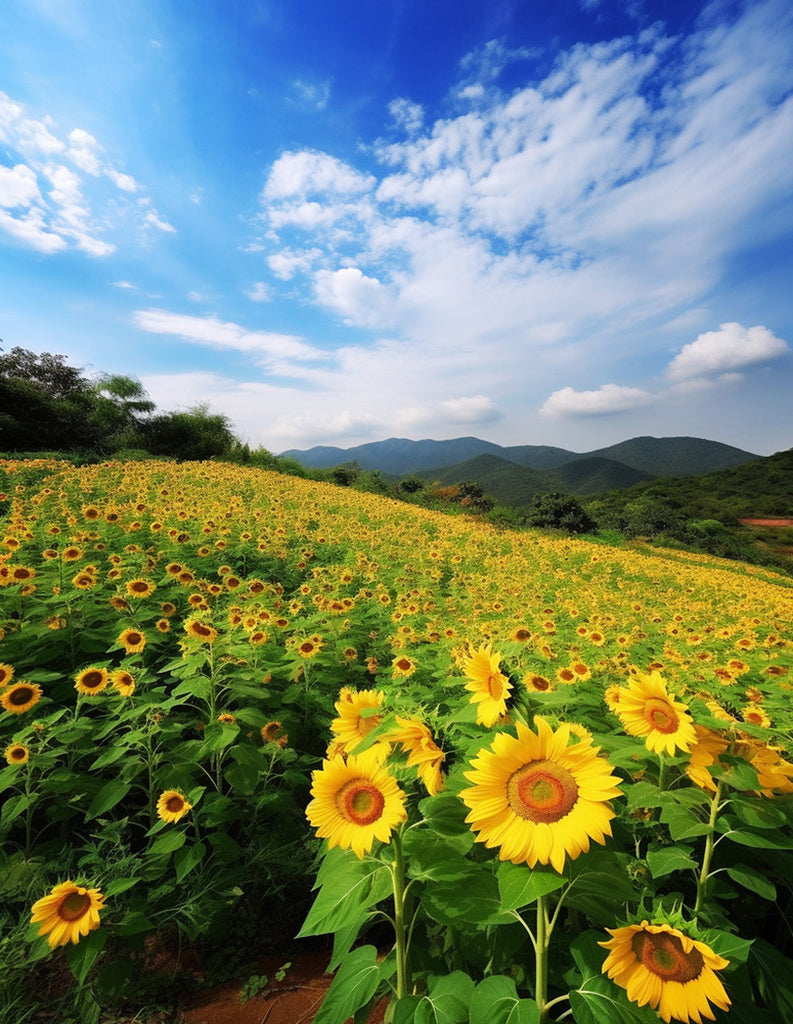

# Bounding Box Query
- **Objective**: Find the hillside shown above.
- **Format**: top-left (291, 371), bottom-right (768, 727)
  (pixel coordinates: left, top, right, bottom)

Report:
top-left (282, 434), bottom-right (758, 481)
top-left (416, 453), bottom-right (653, 505)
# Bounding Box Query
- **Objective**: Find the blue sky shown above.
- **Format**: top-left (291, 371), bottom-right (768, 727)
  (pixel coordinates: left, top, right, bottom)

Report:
top-left (1, 0), bottom-right (792, 457)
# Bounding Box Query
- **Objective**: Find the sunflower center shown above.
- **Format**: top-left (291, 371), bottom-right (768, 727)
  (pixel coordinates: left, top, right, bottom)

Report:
top-left (357, 714), bottom-right (381, 737)
top-left (126, 632), bottom-right (142, 645)
top-left (10, 747), bottom-right (26, 760)
top-left (58, 891), bottom-right (91, 921)
top-left (631, 931), bottom-right (704, 983)
top-left (645, 698), bottom-right (679, 733)
top-left (488, 673), bottom-right (504, 700)
top-left (81, 672), bottom-right (104, 690)
top-left (507, 760), bottom-right (579, 823)
top-left (336, 779), bottom-right (385, 826)
top-left (166, 796), bottom-right (185, 812)
top-left (10, 686), bottom-right (34, 706)
top-left (532, 677), bottom-right (550, 691)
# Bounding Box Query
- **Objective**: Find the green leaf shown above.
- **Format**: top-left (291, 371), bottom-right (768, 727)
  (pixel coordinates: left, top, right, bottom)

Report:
top-left (497, 862), bottom-right (565, 911)
top-left (65, 928), bottom-right (107, 986)
top-left (148, 828), bottom-right (186, 856)
top-left (731, 797), bottom-right (788, 830)
top-left (702, 929), bottom-right (754, 965)
top-left (86, 780), bottom-right (131, 820)
top-left (624, 781), bottom-right (663, 810)
top-left (645, 846), bottom-right (697, 879)
top-left (412, 972), bottom-right (475, 1024)
top-left (174, 840), bottom-right (206, 882)
top-left (570, 974), bottom-right (660, 1024)
top-left (404, 830), bottom-right (478, 882)
top-left (103, 876), bottom-right (140, 897)
top-left (725, 865), bottom-right (776, 900)
top-left (720, 827), bottom-right (793, 850)
top-left (419, 791), bottom-right (475, 850)
top-left (658, 804), bottom-right (710, 841)
top-left (298, 848), bottom-right (391, 937)
top-left (313, 945), bottom-right (381, 1024)
top-left (224, 760), bottom-right (259, 795)
top-left (423, 870), bottom-right (508, 926)
top-left (469, 975), bottom-right (540, 1024)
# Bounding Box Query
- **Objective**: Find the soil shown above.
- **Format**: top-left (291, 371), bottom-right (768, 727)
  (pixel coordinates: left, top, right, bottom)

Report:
top-left (738, 518), bottom-right (793, 527)
top-left (179, 951), bottom-right (388, 1024)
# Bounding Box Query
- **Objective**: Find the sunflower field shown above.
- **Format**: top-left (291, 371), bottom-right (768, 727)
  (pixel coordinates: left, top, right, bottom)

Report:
top-left (1, 458), bottom-right (792, 1024)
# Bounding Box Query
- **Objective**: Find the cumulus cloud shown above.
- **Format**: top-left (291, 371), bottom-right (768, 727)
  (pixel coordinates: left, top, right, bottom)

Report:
top-left (0, 163), bottom-right (41, 208)
top-left (666, 322), bottom-right (789, 381)
top-left (263, 150), bottom-right (375, 201)
top-left (539, 384), bottom-right (653, 417)
top-left (314, 267), bottom-right (395, 328)
top-left (388, 98), bottom-right (424, 134)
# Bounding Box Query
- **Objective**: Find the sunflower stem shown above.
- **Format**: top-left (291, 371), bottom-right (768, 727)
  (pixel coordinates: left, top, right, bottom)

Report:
top-left (657, 753), bottom-right (666, 791)
top-left (694, 779), bottom-right (724, 920)
top-left (391, 828), bottom-right (410, 1000)
top-left (536, 891), bottom-right (549, 1021)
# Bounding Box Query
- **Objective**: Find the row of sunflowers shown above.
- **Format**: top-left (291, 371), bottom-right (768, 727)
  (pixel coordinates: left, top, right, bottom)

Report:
top-left (1, 458), bottom-right (792, 1023)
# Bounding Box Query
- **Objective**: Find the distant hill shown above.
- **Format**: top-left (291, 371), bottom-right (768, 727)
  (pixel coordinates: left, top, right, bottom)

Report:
top-left (281, 435), bottom-right (759, 496)
top-left (414, 454), bottom-right (653, 506)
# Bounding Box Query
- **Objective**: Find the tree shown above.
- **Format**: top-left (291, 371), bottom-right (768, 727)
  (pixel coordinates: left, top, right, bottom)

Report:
top-left (0, 346), bottom-right (96, 451)
top-left (526, 492), bottom-right (596, 534)
top-left (88, 374), bottom-right (155, 453)
top-left (140, 403), bottom-right (237, 461)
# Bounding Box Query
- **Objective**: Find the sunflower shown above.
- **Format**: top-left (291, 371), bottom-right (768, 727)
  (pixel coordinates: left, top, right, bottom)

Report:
top-left (1, 681), bottom-right (43, 714)
top-left (391, 716), bottom-right (445, 795)
top-left (461, 643), bottom-right (512, 727)
top-left (116, 628), bottom-right (147, 654)
top-left (306, 751), bottom-right (407, 858)
top-left (111, 670), bottom-right (136, 697)
top-left (741, 704), bottom-right (770, 728)
top-left (0, 662), bottom-right (14, 688)
top-left (72, 572), bottom-right (96, 590)
top-left (156, 790), bottom-right (192, 823)
top-left (523, 672), bottom-right (553, 693)
top-left (262, 720), bottom-right (288, 747)
top-left (461, 716), bottom-right (621, 873)
top-left (614, 671), bottom-right (697, 755)
top-left (4, 742), bottom-right (29, 765)
top-left (685, 726), bottom-right (730, 793)
top-left (184, 619), bottom-right (218, 643)
top-left (30, 881), bottom-right (105, 947)
top-left (126, 578), bottom-right (155, 598)
top-left (391, 654), bottom-right (417, 678)
top-left (599, 920), bottom-right (730, 1023)
top-left (296, 636), bottom-right (323, 659)
top-left (330, 687), bottom-right (388, 756)
top-left (62, 546), bottom-right (82, 561)
top-left (74, 667), bottom-right (109, 696)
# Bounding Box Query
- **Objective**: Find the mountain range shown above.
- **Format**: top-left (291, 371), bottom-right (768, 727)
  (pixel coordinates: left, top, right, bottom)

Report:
top-left (281, 435), bottom-right (760, 506)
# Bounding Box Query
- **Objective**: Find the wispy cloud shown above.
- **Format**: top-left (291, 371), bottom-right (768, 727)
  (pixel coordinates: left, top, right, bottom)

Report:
top-left (0, 89), bottom-right (167, 255)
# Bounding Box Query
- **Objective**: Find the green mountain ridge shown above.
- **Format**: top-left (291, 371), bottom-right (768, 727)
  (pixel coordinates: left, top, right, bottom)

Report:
top-left (281, 434), bottom-right (759, 482)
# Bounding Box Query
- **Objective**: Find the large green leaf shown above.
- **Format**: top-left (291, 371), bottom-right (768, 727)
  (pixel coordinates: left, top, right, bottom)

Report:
top-left (469, 976), bottom-right (540, 1024)
top-left (298, 847), bottom-right (391, 937)
top-left (174, 840), bottom-right (206, 882)
top-left (313, 945), bottom-right (382, 1024)
top-left (423, 869), bottom-right (509, 926)
top-left (404, 830), bottom-right (478, 882)
top-left (86, 780), bottom-right (131, 820)
top-left (645, 845), bottom-right (696, 879)
top-left (725, 864), bottom-right (776, 900)
top-left (497, 862), bottom-right (565, 912)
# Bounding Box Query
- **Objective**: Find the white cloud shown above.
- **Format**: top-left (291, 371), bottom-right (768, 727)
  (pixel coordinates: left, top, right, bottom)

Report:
top-left (0, 90), bottom-right (169, 256)
top-left (133, 308), bottom-right (325, 368)
top-left (388, 98), bottom-right (424, 134)
top-left (666, 322), bottom-right (789, 380)
top-left (67, 128), bottom-right (103, 175)
top-left (539, 384), bottom-right (653, 417)
top-left (0, 163), bottom-right (41, 208)
top-left (263, 150), bottom-right (375, 201)
top-left (107, 169), bottom-right (138, 192)
top-left (314, 267), bottom-right (395, 328)
top-left (245, 281), bottom-right (271, 302)
top-left (290, 79), bottom-right (332, 111)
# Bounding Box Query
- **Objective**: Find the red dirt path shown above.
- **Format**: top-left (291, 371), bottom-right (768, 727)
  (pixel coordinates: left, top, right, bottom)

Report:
top-left (180, 952), bottom-right (388, 1024)
top-left (738, 518), bottom-right (793, 527)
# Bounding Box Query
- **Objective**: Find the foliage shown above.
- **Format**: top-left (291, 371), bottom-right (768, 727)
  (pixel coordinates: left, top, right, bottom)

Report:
top-left (525, 492), bottom-right (596, 534)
